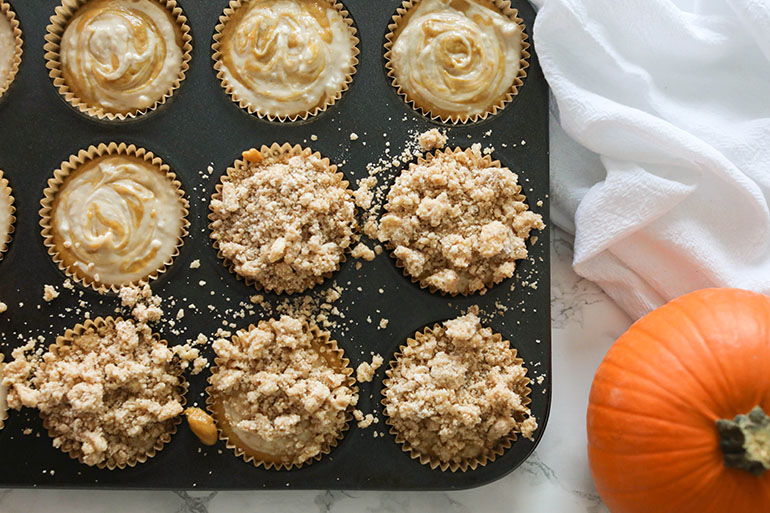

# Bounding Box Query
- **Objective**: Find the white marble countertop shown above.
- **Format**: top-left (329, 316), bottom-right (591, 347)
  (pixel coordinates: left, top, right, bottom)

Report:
top-left (0, 228), bottom-right (632, 513)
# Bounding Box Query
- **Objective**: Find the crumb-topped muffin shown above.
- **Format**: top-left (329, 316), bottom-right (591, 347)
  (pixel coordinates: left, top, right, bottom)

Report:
top-left (208, 316), bottom-right (357, 469)
top-left (49, 0), bottom-right (190, 118)
top-left (0, 170), bottom-right (14, 258)
top-left (209, 145), bottom-right (356, 294)
top-left (378, 145), bottom-right (543, 295)
top-left (214, 0), bottom-right (358, 120)
top-left (383, 310), bottom-right (536, 471)
top-left (2, 317), bottom-right (187, 468)
top-left (386, 0), bottom-right (527, 123)
top-left (0, 1), bottom-right (22, 98)
top-left (42, 144), bottom-right (188, 291)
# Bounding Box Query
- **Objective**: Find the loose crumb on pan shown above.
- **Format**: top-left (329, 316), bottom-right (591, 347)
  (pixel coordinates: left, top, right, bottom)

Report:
top-left (43, 285), bottom-right (59, 303)
top-left (2, 318), bottom-right (186, 467)
top-left (189, 259), bottom-right (201, 269)
top-left (350, 242), bottom-right (375, 262)
top-left (353, 409), bottom-right (375, 429)
top-left (383, 310), bottom-right (536, 466)
top-left (356, 354), bottom-right (383, 383)
top-left (378, 144), bottom-right (544, 295)
top-left (209, 149), bottom-right (357, 293)
top-left (209, 316), bottom-right (357, 466)
top-left (417, 128), bottom-right (447, 152)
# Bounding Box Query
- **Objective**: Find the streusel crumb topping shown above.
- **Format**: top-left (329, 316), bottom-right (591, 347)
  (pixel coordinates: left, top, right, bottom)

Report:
top-left (384, 311), bottom-right (536, 465)
top-left (209, 150), bottom-right (357, 293)
top-left (378, 145), bottom-right (544, 295)
top-left (2, 318), bottom-right (185, 467)
top-left (209, 315), bottom-right (356, 466)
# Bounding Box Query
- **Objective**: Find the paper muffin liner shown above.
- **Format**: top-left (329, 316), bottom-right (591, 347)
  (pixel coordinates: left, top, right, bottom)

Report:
top-left (212, 0), bottom-right (359, 122)
top-left (383, 146), bottom-right (536, 296)
top-left (0, 1), bottom-right (23, 100)
top-left (205, 320), bottom-right (357, 470)
top-left (39, 142), bottom-right (190, 294)
top-left (381, 322), bottom-right (533, 472)
top-left (0, 169), bottom-right (15, 260)
top-left (0, 354), bottom-right (7, 431)
top-left (208, 142), bottom-right (356, 294)
top-left (40, 316), bottom-right (189, 470)
top-left (384, 0), bottom-right (530, 124)
top-left (44, 0), bottom-right (192, 121)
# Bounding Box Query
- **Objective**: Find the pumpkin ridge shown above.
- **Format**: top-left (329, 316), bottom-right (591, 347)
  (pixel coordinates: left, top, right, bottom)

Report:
top-left (596, 357), bottom-right (716, 425)
top-left (590, 402), bottom-right (707, 441)
top-left (631, 320), bottom-right (722, 419)
top-left (593, 449), bottom-right (718, 503)
top-left (669, 299), bottom-right (742, 414)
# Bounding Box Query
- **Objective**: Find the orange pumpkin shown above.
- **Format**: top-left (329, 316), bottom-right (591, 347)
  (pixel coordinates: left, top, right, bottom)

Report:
top-left (587, 288), bottom-right (770, 513)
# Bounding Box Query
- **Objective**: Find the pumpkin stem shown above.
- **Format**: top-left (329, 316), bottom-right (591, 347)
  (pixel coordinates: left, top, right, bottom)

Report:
top-left (716, 406), bottom-right (770, 476)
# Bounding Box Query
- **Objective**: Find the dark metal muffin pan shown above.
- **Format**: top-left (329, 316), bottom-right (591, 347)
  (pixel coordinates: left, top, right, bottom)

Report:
top-left (0, 0), bottom-right (550, 490)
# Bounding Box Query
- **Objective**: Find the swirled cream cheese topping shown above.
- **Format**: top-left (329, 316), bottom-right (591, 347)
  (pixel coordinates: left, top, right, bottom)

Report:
top-left (0, 10), bottom-right (15, 91)
top-left (0, 177), bottom-right (11, 254)
top-left (51, 155), bottom-right (184, 287)
top-left (60, 0), bottom-right (184, 114)
top-left (390, 0), bottom-right (523, 119)
top-left (219, 0), bottom-right (355, 118)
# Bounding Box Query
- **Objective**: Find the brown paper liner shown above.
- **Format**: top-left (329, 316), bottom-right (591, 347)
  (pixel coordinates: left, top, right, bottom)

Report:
top-left (212, 0), bottom-right (359, 122)
top-left (208, 142), bottom-right (356, 294)
top-left (0, 169), bottom-right (15, 260)
top-left (381, 322), bottom-right (533, 472)
top-left (384, 0), bottom-right (530, 124)
top-left (205, 320), bottom-right (357, 470)
top-left (383, 146), bottom-right (536, 296)
top-left (40, 316), bottom-right (188, 470)
top-left (44, 0), bottom-right (192, 121)
top-left (0, 354), bottom-right (7, 431)
top-left (0, 1), bottom-right (22, 99)
top-left (39, 142), bottom-right (190, 294)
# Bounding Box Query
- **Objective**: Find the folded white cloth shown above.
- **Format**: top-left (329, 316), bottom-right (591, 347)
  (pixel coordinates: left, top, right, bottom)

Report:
top-left (532, 0), bottom-right (770, 319)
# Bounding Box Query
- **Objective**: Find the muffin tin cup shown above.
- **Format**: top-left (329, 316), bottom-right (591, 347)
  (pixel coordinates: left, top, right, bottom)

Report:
top-left (44, 0), bottom-right (193, 122)
top-left (39, 142), bottom-right (190, 294)
top-left (205, 320), bottom-right (358, 471)
top-left (384, 0), bottom-right (530, 125)
top-left (381, 322), bottom-right (533, 472)
top-left (0, 169), bottom-right (15, 260)
top-left (0, 1), bottom-right (22, 100)
top-left (212, 0), bottom-right (360, 123)
top-left (208, 142), bottom-right (357, 295)
top-left (382, 146), bottom-right (539, 296)
top-left (40, 316), bottom-right (189, 470)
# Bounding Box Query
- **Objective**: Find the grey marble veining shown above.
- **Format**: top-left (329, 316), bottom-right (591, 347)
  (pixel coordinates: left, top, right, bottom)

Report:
top-left (0, 228), bottom-right (631, 513)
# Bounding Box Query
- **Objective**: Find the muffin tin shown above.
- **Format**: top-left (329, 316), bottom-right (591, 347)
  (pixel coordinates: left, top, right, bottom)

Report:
top-left (0, 0), bottom-right (550, 490)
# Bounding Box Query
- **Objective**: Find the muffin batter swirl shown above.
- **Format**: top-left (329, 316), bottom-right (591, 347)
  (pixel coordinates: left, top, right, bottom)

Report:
top-left (219, 0), bottom-right (355, 118)
top-left (52, 155), bottom-right (184, 286)
top-left (60, 0), bottom-right (183, 114)
top-left (390, 0), bottom-right (523, 119)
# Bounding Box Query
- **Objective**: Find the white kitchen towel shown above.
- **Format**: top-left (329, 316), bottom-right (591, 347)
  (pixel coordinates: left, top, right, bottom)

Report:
top-left (532, 0), bottom-right (770, 319)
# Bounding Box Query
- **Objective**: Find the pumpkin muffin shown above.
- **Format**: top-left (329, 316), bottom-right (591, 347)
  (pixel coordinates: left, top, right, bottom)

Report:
top-left (0, 169), bottom-right (14, 258)
top-left (0, 1), bottom-right (22, 99)
top-left (1, 317), bottom-right (187, 468)
top-left (209, 144), bottom-right (356, 294)
top-left (213, 0), bottom-right (358, 121)
top-left (378, 145), bottom-right (544, 295)
top-left (385, 0), bottom-right (528, 123)
top-left (207, 315), bottom-right (357, 469)
top-left (382, 310), bottom-right (536, 471)
top-left (41, 143), bottom-right (188, 292)
top-left (47, 0), bottom-right (191, 119)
